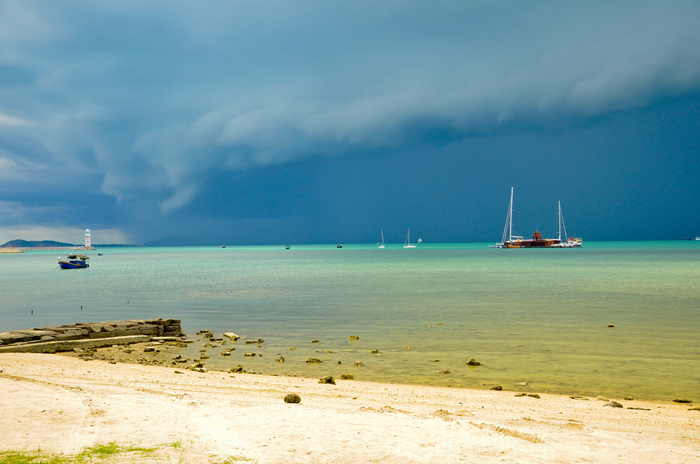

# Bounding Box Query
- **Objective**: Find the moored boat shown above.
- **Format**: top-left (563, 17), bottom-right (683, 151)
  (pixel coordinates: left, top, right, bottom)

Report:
top-left (58, 254), bottom-right (89, 269)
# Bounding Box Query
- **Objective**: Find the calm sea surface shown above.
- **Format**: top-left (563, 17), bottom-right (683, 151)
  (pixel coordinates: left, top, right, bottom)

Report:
top-left (1, 242), bottom-right (698, 401)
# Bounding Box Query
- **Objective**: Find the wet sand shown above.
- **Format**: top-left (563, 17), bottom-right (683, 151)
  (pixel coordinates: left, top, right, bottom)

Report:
top-left (0, 352), bottom-right (698, 463)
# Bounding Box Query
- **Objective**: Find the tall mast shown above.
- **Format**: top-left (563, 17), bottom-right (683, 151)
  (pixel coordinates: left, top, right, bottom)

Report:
top-left (509, 187), bottom-right (513, 242)
top-left (558, 201), bottom-right (561, 241)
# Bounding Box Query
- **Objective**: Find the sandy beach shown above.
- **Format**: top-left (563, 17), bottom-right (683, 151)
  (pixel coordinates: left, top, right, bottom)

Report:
top-left (0, 353), bottom-right (698, 463)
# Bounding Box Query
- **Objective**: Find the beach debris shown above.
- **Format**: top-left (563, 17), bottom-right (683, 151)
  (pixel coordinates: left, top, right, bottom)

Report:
top-left (349, 335), bottom-right (360, 341)
top-left (311, 339), bottom-right (319, 343)
top-left (433, 409), bottom-right (452, 421)
top-left (276, 356), bottom-right (285, 363)
top-left (369, 349), bottom-right (379, 354)
top-left (306, 358), bottom-right (322, 363)
top-left (603, 401), bottom-right (623, 408)
top-left (318, 375), bottom-right (336, 385)
top-left (624, 396), bottom-right (634, 401)
top-left (466, 357), bottom-right (481, 366)
top-left (244, 352), bottom-right (256, 357)
top-left (223, 332), bottom-right (239, 340)
top-left (673, 399), bottom-right (693, 403)
top-left (437, 369), bottom-right (450, 374)
top-left (490, 385), bottom-right (502, 390)
top-left (354, 361), bottom-right (364, 367)
top-left (284, 393), bottom-right (302, 404)
top-left (607, 324), bottom-right (615, 328)
top-left (341, 374), bottom-right (354, 380)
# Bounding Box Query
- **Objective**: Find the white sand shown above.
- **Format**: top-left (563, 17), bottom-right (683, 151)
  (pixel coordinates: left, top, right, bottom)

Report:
top-left (0, 353), bottom-right (698, 463)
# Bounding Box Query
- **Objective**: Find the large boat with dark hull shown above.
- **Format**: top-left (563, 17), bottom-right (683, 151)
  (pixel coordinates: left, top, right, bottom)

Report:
top-left (493, 188), bottom-right (582, 249)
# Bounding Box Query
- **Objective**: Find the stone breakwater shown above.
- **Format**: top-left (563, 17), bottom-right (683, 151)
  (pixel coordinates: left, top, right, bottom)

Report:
top-left (0, 319), bottom-right (183, 353)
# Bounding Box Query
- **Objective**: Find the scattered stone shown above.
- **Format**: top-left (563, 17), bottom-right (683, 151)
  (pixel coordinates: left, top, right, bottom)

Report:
top-left (318, 375), bottom-right (336, 385)
top-left (597, 396), bottom-right (610, 401)
top-left (200, 354), bottom-right (209, 359)
top-left (490, 385), bottom-right (502, 391)
top-left (604, 401), bottom-right (623, 408)
top-left (437, 369), bottom-right (450, 374)
top-left (223, 332), bottom-right (239, 340)
top-left (607, 324), bottom-right (615, 328)
top-left (430, 359), bottom-right (440, 362)
top-left (245, 340), bottom-right (258, 344)
top-left (354, 361), bottom-right (364, 367)
top-left (673, 399), bottom-right (693, 403)
top-left (230, 365), bottom-right (244, 373)
top-left (337, 361), bottom-right (341, 364)
top-left (244, 352), bottom-right (256, 357)
top-left (437, 323), bottom-right (446, 326)
top-left (306, 358), bottom-right (322, 364)
top-left (369, 349), bottom-right (379, 354)
top-left (689, 407), bottom-right (700, 411)
top-left (627, 407), bottom-right (650, 411)
top-left (284, 393), bottom-right (301, 404)
top-left (341, 374), bottom-right (354, 380)
top-left (466, 357), bottom-right (481, 366)
top-left (311, 339), bottom-right (319, 343)
top-left (570, 396), bottom-right (588, 400)
top-left (288, 347), bottom-right (296, 351)
top-left (527, 394), bottom-right (540, 399)
top-left (257, 338), bottom-right (264, 344)
top-left (624, 396), bottom-right (634, 401)
top-left (276, 356), bottom-right (285, 363)
top-left (427, 325), bottom-right (435, 328)
top-left (515, 393), bottom-right (527, 397)
top-left (516, 382), bottom-right (528, 386)
top-left (143, 347), bottom-right (155, 353)
top-left (404, 346), bottom-right (412, 350)
top-left (174, 370), bottom-right (184, 374)
top-left (349, 335), bottom-right (360, 341)
top-left (221, 351), bottom-right (231, 356)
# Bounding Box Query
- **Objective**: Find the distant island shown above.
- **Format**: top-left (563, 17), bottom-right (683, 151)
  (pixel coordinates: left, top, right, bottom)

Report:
top-left (1, 239), bottom-right (78, 248)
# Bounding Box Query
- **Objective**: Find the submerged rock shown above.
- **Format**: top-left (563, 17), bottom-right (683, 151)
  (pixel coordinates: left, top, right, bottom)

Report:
top-left (306, 358), bottom-right (322, 364)
top-left (341, 374), bottom-right (354, 380)
top-left (490, 385), bottom-right (502, 391)
top-left (284, 393), bottom-right (301, 404)
top-left (466, 357), bottom-right (481, 366)
top-left (437, 369), bottom-right (450, 374)
top-left (348, 335), bottom-right (360, 341)
top-left (354, 361), bottom-right (364, 367)
top-left (276, 356), bottom-right (285, 363)
top-left (318, 375), bottom-right (336, 385)
top-left (223, 332), bottom-right (239, 340)
top-left (311, 339), bottom-right (319, 343)
top-left (673, 399), bottom-right (693, 403)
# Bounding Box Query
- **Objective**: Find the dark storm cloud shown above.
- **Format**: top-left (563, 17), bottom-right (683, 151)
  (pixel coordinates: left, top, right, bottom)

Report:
top-left (1, 0), bottom-right (699, 240)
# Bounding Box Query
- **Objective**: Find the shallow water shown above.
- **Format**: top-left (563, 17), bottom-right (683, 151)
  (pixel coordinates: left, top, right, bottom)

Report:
top-left (1, 242), bottom-right (698, 401)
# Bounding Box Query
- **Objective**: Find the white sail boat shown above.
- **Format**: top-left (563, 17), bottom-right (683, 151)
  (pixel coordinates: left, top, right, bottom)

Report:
top-left (379, 228), bottom-right (385, 249)
top-left (404, 229), bottom-right (416, 248)
top-left (551, 201), bottom-right (582, 248)
top-left (492, 187), bottom-right (522, 248)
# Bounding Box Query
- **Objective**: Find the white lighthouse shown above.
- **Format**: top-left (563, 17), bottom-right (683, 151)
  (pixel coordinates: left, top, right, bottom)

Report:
top-left (84, 229), bottom-right (91, 248)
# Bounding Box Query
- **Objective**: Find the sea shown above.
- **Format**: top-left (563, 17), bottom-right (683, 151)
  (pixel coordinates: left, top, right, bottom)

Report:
top-left (1, 241), bottom-right (698, 402)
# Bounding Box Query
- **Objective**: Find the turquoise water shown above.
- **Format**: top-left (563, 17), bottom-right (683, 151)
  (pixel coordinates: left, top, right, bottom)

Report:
top-left (1, 242), bottom-right (698, 401)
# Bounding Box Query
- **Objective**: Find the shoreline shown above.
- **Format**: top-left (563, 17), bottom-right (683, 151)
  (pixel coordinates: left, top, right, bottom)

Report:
top-left (1, 352), bottom-right (698, 463)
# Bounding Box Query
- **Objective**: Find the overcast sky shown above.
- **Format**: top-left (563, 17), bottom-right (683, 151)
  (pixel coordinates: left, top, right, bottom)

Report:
top-left (1, 0), bottom-right (699, 245)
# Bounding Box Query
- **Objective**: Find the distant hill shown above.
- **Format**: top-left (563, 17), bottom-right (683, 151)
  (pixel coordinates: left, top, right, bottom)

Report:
top-left (143, 237), bottom-right (206, 247)
top-left (1, 239), bottom-right (77, 248)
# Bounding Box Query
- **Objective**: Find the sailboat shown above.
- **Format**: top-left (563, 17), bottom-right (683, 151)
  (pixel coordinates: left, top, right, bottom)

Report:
top-left (551, 201), bottom-right (582, 248)
top-left (404, 229), bottom-right (416, 248)
top-left (492, 187), bottom-right (523, 248)
top-left (379, 229), bottom-right (385, 249)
